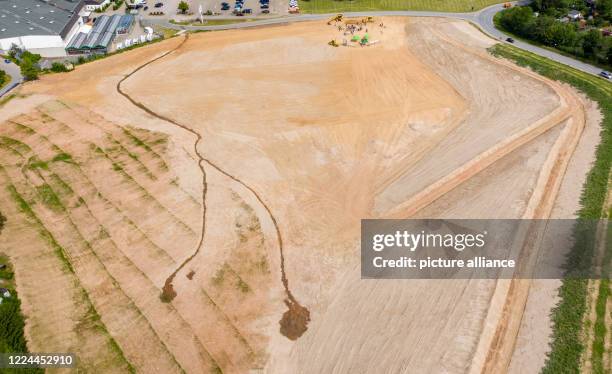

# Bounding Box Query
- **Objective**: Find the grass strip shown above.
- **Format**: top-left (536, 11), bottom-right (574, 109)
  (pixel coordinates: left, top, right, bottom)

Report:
top-left (299, 0), bottom-right (504, 13)
top-left (0, 254), bottom-right (43, 374)
top-left (4, 181), bottom-right (135, 372)
top-left (489, 43), bottom-right (612, 374)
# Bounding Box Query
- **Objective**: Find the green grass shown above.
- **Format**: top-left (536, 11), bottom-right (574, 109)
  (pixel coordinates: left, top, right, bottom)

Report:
top-left (0, 254), bottom-right (43, 374)
top-left (0, 73), bottom-right (12, 91)
top-left (26, 157), bottom-right (48, 171)
top-left (36, 184), bottom-right (65, 212)
top-left (5, 181), bottom-right (136, 372)
top-left (51, 152), bottom-right (74, 164)
top-left (489, 44), bottom-right (612, 374)
top-left (299, 0), bottom-right (504, 14)
top-left (0, 94), bottom-right (17, 108)
top-left (591, 279), bottom-right (610, 374)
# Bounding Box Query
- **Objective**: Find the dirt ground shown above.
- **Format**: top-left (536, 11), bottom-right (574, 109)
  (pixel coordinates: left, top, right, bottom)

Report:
top-left (0, 16), bottom-right (598, 373)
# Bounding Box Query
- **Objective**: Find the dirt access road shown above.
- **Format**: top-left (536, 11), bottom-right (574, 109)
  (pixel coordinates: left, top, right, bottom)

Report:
top-left (0, 16), bottom-right (598, 373)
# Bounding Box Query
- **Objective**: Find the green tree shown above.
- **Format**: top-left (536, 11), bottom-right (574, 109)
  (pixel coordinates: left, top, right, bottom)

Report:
top-left (581, 29), bottom-right (602, 58)
top-left (500, 6), bottom-right (535, 35)
top-left (19, 60), bottom-right (38, 81)
top-left (178, 1), bottom-right (189, 13)
top-left (596, 0), bottom-right (612, 21)
top-left (548, 22), bottom-right (577, 47)
top-left (532, 0), bottom-right (570, 12)
top-left (0, 70), bottom-right (6, 87)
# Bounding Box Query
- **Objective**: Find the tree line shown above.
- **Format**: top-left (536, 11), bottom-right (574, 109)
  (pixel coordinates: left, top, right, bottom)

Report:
top-left (499, 0), bottom-right (612, 68)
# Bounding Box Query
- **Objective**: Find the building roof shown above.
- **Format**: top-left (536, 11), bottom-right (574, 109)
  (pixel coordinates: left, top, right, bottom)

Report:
top-left (0, 0), bottom-right (84, 39)
top-left (117, 14), bottom-right (132, 30)
top-left (68, 13), bottom-right (120, 50)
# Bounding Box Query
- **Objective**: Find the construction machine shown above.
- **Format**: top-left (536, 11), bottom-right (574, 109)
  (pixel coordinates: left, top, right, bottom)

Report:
top-left (327, 14), bottom-right (343, 25)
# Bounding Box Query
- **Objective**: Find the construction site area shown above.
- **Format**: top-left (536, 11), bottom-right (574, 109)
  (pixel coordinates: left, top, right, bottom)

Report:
top-left (0, 15), bottom-right (603, 373)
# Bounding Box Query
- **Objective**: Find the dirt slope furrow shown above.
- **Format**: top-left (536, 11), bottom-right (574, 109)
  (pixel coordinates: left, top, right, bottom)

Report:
top-left (0, 121), bottom-right (178, 266)
top-left (116, 33), bottom-right (310, 341)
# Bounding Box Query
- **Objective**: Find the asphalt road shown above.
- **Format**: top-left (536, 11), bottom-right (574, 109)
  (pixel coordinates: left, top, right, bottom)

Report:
top-left (476, 1), bottom-right (603, 75)
top-left (0, 60), bottom-right (22, 98)
top-left (143, 1), bottom-right (607, 78)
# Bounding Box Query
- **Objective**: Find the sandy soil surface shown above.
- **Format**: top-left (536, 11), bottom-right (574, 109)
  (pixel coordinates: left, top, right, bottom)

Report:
top-left (0, 16), bottom-right (598, 373)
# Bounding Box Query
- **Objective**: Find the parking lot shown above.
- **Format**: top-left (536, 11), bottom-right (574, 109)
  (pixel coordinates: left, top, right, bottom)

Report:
top-left (140, 0), bottom-right (289, 19)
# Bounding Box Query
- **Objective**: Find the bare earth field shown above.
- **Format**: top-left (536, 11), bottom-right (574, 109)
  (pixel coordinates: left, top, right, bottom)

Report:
top-left (0, 16), bottom-right (599, 373)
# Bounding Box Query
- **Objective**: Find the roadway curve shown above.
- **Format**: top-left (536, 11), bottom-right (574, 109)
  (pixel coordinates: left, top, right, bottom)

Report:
top-left (142, 0), bottom-right (605, 77)
top-left (0, 60), bottom-right (23, 98)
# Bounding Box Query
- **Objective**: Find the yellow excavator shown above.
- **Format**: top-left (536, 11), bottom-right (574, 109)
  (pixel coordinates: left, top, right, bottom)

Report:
top-left (327, 14), bottom-right (343, 25)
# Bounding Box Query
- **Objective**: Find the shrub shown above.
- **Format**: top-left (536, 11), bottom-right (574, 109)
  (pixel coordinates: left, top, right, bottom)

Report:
top-left (50, 62), bottom-right (68, 73)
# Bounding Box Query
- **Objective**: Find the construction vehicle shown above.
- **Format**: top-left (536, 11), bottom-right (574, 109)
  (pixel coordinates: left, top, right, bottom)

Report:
top-left (327, 14), bottom-right (343, 25)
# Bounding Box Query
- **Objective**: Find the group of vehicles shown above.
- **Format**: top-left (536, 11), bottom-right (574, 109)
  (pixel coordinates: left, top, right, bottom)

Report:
top-left (221, 0), bottom-right (268, 15)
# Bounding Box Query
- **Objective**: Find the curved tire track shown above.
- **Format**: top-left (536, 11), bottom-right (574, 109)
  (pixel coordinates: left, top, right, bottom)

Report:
top-left (115, 34), bottom-right (309, 340)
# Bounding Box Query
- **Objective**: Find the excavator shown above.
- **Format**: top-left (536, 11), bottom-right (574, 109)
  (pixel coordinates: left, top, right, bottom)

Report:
top-left (327, 14), bottom-right (343, 25)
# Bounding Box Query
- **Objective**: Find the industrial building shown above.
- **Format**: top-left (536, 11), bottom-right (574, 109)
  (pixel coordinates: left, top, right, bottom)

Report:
top-left (0, 0), bottom-right (86, 57)
top-left (66, 14), bottom-right (132, 54)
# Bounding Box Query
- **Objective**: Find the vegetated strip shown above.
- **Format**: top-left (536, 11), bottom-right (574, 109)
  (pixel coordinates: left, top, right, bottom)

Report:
top-left (0, 129), bottom-right (198, 371)
top-left (2, 154), bottom-right (185, 373)
top-left (0, 254), bottom-right (43, 374)
top-left (116, 33), bottom-right (309, 339)
top-left (13, 109), bottom-right (197, 239)
top-left (299, 0), bottom-right (504, 14)
top-left (489, 43), bottom-right (612, 374)
top-left (1, 122), bottom-right (176, 265)
top-left (0, 166), bottom-right (135, 373)
top-left (24, 155), bottom-right (218, 372)
top-left (55, 103), bottom-right (200, 208)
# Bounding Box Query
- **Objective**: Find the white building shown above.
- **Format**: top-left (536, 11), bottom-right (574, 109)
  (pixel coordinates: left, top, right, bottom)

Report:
top-left (0, 0), bottom-right (86, 57)
top-left (84, 0), bottom-right (112, 11)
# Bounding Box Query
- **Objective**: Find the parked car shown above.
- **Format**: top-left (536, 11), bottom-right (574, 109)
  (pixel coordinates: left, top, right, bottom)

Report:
top-left (505, 37), bottom-right (514, 43)
top-left (143, 6), bottom-right (148, 10)
top-left (4, 59), bottom-right (10, 64)
top-left (243, 8), bottom-right (251, 13)
top-left (154, 2), bottom-right (163, 7)
top-left (261, 4), bottom-right (269, 8)
top-left (600, 71), bottom-right (612, 80)
top-left (221, 4), bottom-right (230, 10)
